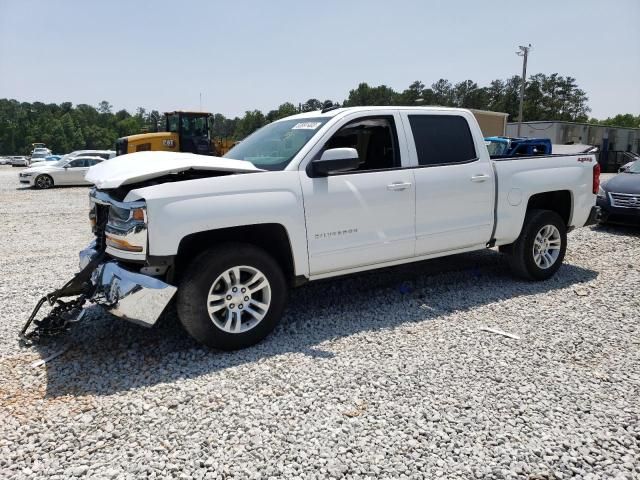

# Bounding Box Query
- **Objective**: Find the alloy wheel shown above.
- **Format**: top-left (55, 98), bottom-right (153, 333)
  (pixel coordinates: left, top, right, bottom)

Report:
top-left (532, 224), bottom-right (562, 269)
top-left (206, 265), bottom-right (271, 333)
top-left (36, 176), bottom-right (52, 189)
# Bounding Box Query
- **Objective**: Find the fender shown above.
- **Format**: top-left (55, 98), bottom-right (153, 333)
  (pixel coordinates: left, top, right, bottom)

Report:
top-left (126, 170), bottom-right (310, 278)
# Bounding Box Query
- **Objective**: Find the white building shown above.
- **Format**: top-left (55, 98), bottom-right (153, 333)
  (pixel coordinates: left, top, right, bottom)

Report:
top-left (506, 121), bottom-right (639, 153)
top-left (506, 121), bottom-right (640, 171)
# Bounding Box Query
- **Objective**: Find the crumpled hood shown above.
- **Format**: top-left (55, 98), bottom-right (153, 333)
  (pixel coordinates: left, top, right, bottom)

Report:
top-left (85, 151), bottom-right (264, 189)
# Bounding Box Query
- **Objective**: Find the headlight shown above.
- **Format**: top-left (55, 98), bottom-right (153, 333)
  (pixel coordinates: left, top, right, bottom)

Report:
top-left (105, 201), bottom-right (148, 256)
top-left (108, 204), bottom-right (146, 227)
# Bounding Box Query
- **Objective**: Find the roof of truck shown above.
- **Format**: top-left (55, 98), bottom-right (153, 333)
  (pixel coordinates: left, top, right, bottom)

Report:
top-left (282, 106), bottom-right (475, 120)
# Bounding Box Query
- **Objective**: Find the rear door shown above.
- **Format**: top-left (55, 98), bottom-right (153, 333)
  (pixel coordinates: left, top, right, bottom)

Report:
top-left (299, 112), bottom-right (416, 275)
top-left (400, 112), bottom-right (495, 255)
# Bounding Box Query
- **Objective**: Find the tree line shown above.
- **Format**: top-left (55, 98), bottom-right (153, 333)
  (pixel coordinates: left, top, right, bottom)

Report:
top-left (1, 73), bottom-right (637, 155)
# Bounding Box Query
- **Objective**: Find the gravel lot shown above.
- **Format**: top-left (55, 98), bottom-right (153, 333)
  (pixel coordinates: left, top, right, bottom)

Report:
top-left (0, 166), bottom-right (638, 479)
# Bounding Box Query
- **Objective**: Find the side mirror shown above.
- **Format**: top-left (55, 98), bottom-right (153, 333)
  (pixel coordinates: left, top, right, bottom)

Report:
top-left (310, 148), bottom-right (359, 177)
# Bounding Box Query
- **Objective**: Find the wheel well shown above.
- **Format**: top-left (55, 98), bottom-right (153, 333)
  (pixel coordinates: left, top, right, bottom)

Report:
top-left (175, 224), bottom-right (295, 284)
top-left (526, 190), bottom-right (572, 225)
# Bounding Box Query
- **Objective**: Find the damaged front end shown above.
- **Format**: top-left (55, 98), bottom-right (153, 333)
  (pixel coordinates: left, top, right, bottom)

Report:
top-left (20, 188), bottom-right (177, 344)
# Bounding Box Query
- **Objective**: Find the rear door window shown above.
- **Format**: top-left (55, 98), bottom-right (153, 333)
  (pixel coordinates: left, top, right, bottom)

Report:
top-left (408, 115), bottom-right (477, 166)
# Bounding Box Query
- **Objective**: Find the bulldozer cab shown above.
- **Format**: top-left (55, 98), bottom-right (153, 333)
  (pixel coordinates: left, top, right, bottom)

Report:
top-left (165, 111), bottom-right (213, 155)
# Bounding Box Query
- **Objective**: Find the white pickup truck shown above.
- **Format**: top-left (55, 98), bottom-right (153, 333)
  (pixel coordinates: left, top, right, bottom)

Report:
top-left (59, 106), bottom-right (600, 350)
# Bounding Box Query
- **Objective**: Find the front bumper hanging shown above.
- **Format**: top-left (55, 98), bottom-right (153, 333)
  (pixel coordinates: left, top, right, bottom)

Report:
top-left (21, 243), bottom-right (177, 344)
top-left (93, 261), bottom-right (177, 327)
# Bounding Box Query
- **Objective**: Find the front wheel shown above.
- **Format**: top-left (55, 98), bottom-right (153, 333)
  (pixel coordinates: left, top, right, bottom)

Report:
top-left (177, 243), bottom-right (288, 350)
top-left (508, 209), bottom-right (567, 281)
top-left (34, 175), bottom-right (54, 189)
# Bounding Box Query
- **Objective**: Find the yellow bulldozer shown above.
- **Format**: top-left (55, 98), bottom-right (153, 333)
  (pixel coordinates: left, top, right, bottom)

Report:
top-left (115, 111), bottom-right (235, 157)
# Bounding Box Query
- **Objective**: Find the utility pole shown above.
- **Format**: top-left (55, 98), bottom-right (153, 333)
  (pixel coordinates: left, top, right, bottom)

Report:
top-left (516, 44), bottom-right (531, 137)
top-left (199, 92), bottom-right (202, 111)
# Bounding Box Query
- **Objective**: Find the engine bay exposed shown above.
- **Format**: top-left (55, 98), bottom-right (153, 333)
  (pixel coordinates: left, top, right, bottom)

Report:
top-left (103, 168), bottom-right (245, 201)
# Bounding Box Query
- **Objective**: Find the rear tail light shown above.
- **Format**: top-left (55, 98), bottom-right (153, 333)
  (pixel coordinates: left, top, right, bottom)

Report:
top-left (592, 163), bottom-right (601, 194)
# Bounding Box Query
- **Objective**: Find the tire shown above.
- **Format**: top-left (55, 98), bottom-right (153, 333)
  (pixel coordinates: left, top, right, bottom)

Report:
top-left (176, 243), bottom-right (288, 350)
top-left (34, 174), bottom-right (54, 189)
top-left (508, 209), bottom-right (567, 281)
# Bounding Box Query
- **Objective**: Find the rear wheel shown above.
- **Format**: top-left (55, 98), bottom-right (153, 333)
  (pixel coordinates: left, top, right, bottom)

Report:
top-left (35, 175), bottom-right (54, 189)
top-left (508, 209), bottom-right (567, 281)
top-left (177, 243), bottom-right (288, 350)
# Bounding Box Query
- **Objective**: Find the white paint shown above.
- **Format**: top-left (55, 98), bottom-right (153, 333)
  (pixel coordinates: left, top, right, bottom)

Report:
top-left (96, 106), bottom-right (597, 282)
top-left (508, 188), bottom-right (523, 206)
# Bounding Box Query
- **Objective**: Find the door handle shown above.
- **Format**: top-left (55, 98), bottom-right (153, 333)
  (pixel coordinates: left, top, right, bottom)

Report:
top-left (387, 182), bottom-right (412, 191)
top-left (470, 174), bottom-right (490, 183)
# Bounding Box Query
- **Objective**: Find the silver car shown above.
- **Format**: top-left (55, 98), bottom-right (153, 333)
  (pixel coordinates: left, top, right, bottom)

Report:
top-left (10, 156), bottom-right (29, 167)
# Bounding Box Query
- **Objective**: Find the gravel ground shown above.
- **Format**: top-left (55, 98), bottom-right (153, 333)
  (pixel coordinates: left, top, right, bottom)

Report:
top-left (0, 166), bottom-right (638, 479)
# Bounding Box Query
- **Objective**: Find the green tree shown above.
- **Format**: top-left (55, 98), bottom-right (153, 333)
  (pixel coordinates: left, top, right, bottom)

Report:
top-left (266, 102), bottom-right (298, 122)
top-left (430, 79), bottom-right (455, 106)
top-left (211, 113), bottom-right (239, 138)
top-left (452, 80), bottom-right (488, 109)
top-left (234, 110), bottom-right (267, 139)
top-left (397, 81), bottom-right (425, 105)
top-left (593, 114), bottom-right (640, 128)
top-left (301, 99), bottom-right (323, 112)
top-left (97, 100), bottom-right (113, 114)
top-left (343, 83), bottom-right (399, 106)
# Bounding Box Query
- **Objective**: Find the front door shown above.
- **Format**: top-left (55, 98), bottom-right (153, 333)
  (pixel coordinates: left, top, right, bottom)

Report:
top-left (299, 114), bottom-right (416, 275)
top-left (400, 112), bottom-right (494, 255)
top-left (63, 158), bottom-right (90, 184)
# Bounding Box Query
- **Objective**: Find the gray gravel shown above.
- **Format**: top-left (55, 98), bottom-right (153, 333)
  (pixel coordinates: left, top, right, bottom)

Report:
top-left (1, 165), bottom-right (639, 479)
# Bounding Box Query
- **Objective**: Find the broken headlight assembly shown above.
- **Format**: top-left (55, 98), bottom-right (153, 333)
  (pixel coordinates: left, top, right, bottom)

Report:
top-left (104, 201), bottom-right (148, 259)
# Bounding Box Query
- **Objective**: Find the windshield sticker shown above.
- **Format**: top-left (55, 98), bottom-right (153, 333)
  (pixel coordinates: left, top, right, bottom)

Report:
top-left (292, 122), bottom-right (322, 130)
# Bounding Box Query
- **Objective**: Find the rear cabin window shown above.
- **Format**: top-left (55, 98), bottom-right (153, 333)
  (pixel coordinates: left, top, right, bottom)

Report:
top-left (408, 115), bottom-right (477, 166)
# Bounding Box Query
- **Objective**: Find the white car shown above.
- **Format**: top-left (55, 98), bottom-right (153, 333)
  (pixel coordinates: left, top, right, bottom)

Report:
top-left (9, 156), bottom-right (29, 167)
top-left (71, 106), bottom-right (600, 350)
top-left (31, 147), bottom-right (51, 157)
top-left (19, 156), bottom-right (105, 188)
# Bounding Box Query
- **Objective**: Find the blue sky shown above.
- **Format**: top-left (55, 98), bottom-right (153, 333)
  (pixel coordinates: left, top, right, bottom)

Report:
top-left (1, 0), bottom-right (638, 119)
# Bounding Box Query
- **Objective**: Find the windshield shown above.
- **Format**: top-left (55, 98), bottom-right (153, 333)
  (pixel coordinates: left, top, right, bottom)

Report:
top-left (628, 160), bottom-right (640, 173)
top-left (486, 139), bottom-right (509, 156)
top-left (31, 152), bottom-right (47, 159)
top-left (224, 118), bottom-right (329, 170)
top-left (53, 159), bottom-right (69, 167)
